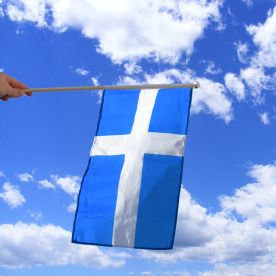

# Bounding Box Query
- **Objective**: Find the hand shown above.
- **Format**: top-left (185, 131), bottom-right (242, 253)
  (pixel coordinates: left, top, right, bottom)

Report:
top-left (0, 72), bottom-right (31, 101)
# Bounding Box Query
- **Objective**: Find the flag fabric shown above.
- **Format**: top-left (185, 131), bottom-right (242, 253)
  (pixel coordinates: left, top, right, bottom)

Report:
top-left (72, 87), bottom-right (193, 250)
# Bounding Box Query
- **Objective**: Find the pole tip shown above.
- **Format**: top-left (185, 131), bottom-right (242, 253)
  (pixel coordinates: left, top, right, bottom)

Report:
top-left (193, 81), bottom-right (200, 89)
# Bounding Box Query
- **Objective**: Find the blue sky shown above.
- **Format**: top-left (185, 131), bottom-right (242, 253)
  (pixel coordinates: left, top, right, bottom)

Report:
top-left (0, 0), bottom-right (276, 275)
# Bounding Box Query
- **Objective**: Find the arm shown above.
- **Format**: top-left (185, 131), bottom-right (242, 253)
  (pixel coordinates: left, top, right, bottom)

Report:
top-left (0, 72), bottom-right (31, 101)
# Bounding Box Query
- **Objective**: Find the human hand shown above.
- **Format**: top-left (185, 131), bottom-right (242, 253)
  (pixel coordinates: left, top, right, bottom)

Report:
top-left (0, 72), bottom-right (31, 101)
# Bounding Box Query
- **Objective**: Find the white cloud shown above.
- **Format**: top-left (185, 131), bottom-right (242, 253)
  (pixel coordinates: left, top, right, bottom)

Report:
top-left (0, 182), bottom-right (26, 208)
top-left (163, 272), bottom-right (190, 276)
top-left (240, 66), bottom-right (271, 102)
top-left (120, 68), bottom-right (233, 123)
top-left (18, 172), bottom-right (34, 182)
top-left (202, 60), bottom-right (221, 75)
top-left (118, 75), bottom-right (141, 85)
top-left (67, 201), bottom-right (77, 213)
top-left (241, 0), bottom-right (253, 7)
top-left (51, 175), bottom-right (80, 197)
top-left (5, 0), bottom-right (223, 64)
top-left (174, 188), bottom-right (214, 247)
top-left (76, 68), bottom-right (89, 76)
top-left (91, 76), bottom-right (99, 86)
top-left (0, 222), bottom-right (129, 268)
top-left (234, 41), bottom-right (249, 63)
top-left (0, 171), bottom-right (5, 178)
top-left (139, 162), bottom-right (276, 270)
top-left (220, 163), bottom-right (276, 223)
top-left (0, 0), bottom-right (3, 17)
top-left (200, 263), bottom-right (276, 276)
top-left (90, 76), bottom-right (103, 103)
top-left (51, 175), bottom-right (81, 212)
top-left (259, 112), bottom-right (270, 125)
top-left (27, 210), bottom-right (43, 221)
top-left (224, 72), bottom-right (245, 101)
top-left (6, 0), bottom-right (48, 27)
top-left (94, 90), bottom-right (103, 104)
top-left (231, 8), bottom-right (276, 103)
top-left (141, 272), bottom-right (154, 276)
top-left (137, 272), bottom-right (190, 276)
top-left (38, 179), bottom-right (55, 189)
top-left (124, 62), bottom-right (142, 75)
top-left (191, 77), bottom-right (233, 123)
top-left (0, 68), bottom-right (4, 72)
top-left (246, 7), bottom-right (276, 68)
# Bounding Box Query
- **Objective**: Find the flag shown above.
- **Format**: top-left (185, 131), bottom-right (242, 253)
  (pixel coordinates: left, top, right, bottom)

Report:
top-left (72, 87), bottom-right (193, 250)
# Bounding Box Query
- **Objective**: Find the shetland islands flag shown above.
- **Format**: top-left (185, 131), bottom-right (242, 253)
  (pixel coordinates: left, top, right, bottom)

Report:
top-left (72, 87), bottom-right (193, 250)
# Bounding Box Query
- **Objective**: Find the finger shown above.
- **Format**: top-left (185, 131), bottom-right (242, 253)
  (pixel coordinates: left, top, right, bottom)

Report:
top-left (6, 87), bottom-right (23, 98)
top-left (1, 95), bottom-right (9, 101)
top-left (25, 92), bottom-right (32, 96)
top-left (7, 75), bottom-right (28, 89)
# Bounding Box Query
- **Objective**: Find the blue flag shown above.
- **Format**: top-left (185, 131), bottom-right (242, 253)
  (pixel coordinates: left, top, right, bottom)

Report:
top-left (72, 87), bottom-right (193, 250)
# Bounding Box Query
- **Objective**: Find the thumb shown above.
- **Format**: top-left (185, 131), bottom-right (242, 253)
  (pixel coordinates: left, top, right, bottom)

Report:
top-left (7, 75), bottom-right (28, 89)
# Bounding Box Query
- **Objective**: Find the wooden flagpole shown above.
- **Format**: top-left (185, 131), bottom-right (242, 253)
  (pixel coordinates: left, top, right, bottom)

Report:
top-left (23, 82), bottom-right (200, 93)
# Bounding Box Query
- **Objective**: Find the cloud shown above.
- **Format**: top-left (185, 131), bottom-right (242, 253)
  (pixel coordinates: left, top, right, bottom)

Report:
top-left (174, 188), bottom-right (214, 247)
top-left (0, 182), bottom-right (26, 208)
top-left (36, 175), bottom-right (80, 211)
top-left (90, 76), bottom-right (103, 103)
top-left (234, 41), bottom-right (249, 64)
top-left (94, 90), bottom-right (103, 104)
top-left (224, 72), bottom-right (245, 101)
top-left (91, 76), bottom-right (99, 86)
top-left (27, 210), bottom-right (43, 221)
top-left (241, 0), bottom-right (253, 7)
top-left (17, 172), bottom-right (34, 182)
top-left (230, 8), bottom-right (276, 104)
top-left (120, 68), bottom-right (233, 123)
top-left (4, 0), bottom-right (223, 64)
top-left (67, 201), bottom-right (77, 213)
top-left (140, 272), bottom-right (154, 276)
top-left (0, 171), bottom-right (6, 178)
top-left (220, 163), bottom-right (276, 223)
top-left (124, 62), bottom-right (142, 75)
top-left (246, 7), bottom-right (276, 68)
top-left (51, 175), bottom-right (80, 197)
top-left (259, 112), bottom-right (270, 125)
top-left (6, 0), bottom-right (48, 27)
top-left (200, 263), bottom-right (276, 276)
top-left (76, 68), bottom-right (89, 76)
top-left (51, 175), bottom-right (81, 212)
top-left (240, 66), bottom-right (271, 102)
top-left (0, 0), bottom-right (3, 17)
top-left (139, 162), bottom-right (276, 270)
top-left (0, 222), bottom-right (129, 268)
top-left (38, 179), bottom-right (55, 189)
top-left (192, 77), bottom-right (233, 123)
top-left (135, 272), bottom-right (190, 276)
top-left (201, 60), bottom-right (222, 75)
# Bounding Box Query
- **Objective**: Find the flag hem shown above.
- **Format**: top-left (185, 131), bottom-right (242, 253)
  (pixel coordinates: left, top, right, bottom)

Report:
top-left (71, 89), bottom-right (107, 246)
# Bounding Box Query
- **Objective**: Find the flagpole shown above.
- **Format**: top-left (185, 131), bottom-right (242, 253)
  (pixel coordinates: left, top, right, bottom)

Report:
top-left (23, 82), bottom-right (200, 93)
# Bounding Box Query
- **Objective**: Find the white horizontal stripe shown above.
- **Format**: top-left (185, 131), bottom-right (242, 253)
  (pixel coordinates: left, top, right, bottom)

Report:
top-left (90, 135), bottom-right (128, 156)
top-left (144, 132), bottom-right (186, 157)
top-left (91, 133), bottom-right (185, 157)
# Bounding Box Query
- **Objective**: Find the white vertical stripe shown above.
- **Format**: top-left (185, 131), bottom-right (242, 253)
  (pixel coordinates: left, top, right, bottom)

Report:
top-left (112, 89), bottom-right (158, 247)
